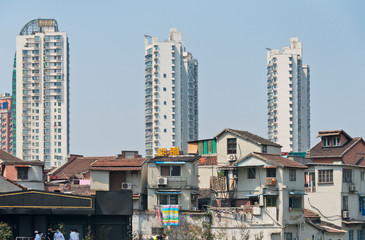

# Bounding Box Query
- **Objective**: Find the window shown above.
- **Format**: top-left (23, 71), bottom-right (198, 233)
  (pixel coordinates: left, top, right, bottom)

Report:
top-left (333, 137), bottom-right (340, 146)
top-left (164, 129), bottom-right (167, 133)
top-left (17, 167), bottom-right (28, 180)
top-left (262, 145), bottom-right (267, 153)
top-left (163, 87), bottom-right (166, 91)
top-left (266, 196), bottom-right (277, 207)
top-left (227, 138), bottom-right (237, 154)
top-left (164, 115), bottom-right (167, 119)
top-left (318, 170), bottom-right (333, 184)
top-left (266, 168), bottom-right (276, 178)
top-left (163, 74), bottom-right (166, 78)
top-left (361, 172), bottom-right (365, 181)
top-left (349, 229), bottom-right (354, 240)
top-left (160, 166), bottom-right (181, 176)
top-left (284, 233), bottom-right (292, 240)
top-left (343, 169), bottom-right (352, 183)
top-left (159, 194), bottom-right (178, 205)
top-left (289, 197), bottom-right (302, 209)
top-left (343, 196), bottom-right (348, 210)
top-left (323, 137), bottom-right (331, 147)
top-left (248, 168), bottom-right (256, 179)
top-left (289, 169), bottom-right (296, 181)
top-left (164, 101), bottom-right (167, 105)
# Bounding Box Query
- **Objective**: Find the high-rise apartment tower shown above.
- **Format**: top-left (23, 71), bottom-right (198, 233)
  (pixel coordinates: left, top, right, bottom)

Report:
top-left (0, 93), bottom-right (14, 154)
top-left (14, 19), bottom-right (69, 167)
top-left (144, 28), bottom-right (198, 157)
top-left (267, 38), bottom-right (310, 152)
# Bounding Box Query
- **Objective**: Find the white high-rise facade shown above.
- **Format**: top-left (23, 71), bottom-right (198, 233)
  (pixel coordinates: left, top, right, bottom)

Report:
top-left (145, 28), bottom-right (198, 157)
top-left (267, 38), bottom-right (310, 152)
top-left (14, 19), bottom-right (69, 167)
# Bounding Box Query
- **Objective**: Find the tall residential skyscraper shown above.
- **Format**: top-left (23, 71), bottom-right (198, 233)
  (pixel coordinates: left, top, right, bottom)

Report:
top-left (14, 19), bottom-right (69, 167)
top-left (0, 93), bottom-right (14, 154)
top-left (144, 28), bottom-right (198, 157)
top-left (267, 38), bottom-right (310, 152)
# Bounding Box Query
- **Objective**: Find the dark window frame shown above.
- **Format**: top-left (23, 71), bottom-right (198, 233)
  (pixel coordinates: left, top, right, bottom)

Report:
top-left (266, 196), bottom-right (277, 207)
top-left (318, 169), bottom-right (333, 184)
top-left (160, 165), bottom-right (181, 177)
top-left (289, 196), bottom-right (302, 209)
top-left (343, 169), bottom-right (352, 183)
top-left (266, 168), bottom-right (276, 178)
top-left (289, 169), bottom-right (296, 181)
top-left (227, 138), bottom-right (237, 154)
top-left (17, 167), bottom-right (28, 180)
top-left (248, 168), bottom-right (256, 179)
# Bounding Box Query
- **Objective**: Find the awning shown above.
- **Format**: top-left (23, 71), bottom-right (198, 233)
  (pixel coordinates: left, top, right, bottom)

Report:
top-left (246, 194), bottom-right (259, 197)
top-left (156, 191), bottom-right (182, 195)
top-left (359, 194), bottom-right (365, 197)
top-left (289, 192), bottom-right (307, 195)
top-left (155, 162), bottom-right (185, 165)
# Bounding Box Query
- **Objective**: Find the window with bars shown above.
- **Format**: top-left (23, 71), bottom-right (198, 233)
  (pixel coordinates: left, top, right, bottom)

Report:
top-left (318, 170), bottom-right (333, 184)
top-left (227, 138), bottom-right (237, 154)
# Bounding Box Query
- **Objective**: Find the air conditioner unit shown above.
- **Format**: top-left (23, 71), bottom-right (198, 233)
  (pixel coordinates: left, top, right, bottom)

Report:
top-left (343, 210), bottom-right (349, 219)
top-left (349, 184), bottom-right (356, 192)
top-left (158, 177), bottom-right (168, 185)
top-left (121, 182), bottom-right (132, 190)
top-left (227, 154), bottom-right (237, 161)
top-left (265, 177), bottom-right (276, 186)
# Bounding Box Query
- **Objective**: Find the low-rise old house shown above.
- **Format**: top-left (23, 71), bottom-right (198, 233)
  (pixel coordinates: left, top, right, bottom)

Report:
top-left (217, 152), bottom-right (307, 239)
top-left (90, 154), bottom-right (147, 210)
top-left (308, 130), bottom-right (365, 164)
top-left (215, 128), bottom-right (282, 166)
top-left (0, 149), bottom-right (44, 190)
top-left (147, 155), bottom-right (199, 211)
top-left (47, 154), bottom-right (115, 195)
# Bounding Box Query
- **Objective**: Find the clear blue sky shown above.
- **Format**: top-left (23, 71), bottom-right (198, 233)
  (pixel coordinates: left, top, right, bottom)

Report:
top-left (0, 1), bottom-right (364, 156)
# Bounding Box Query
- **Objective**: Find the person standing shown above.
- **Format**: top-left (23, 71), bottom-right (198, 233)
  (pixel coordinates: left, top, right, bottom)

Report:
top-left (35, 231), bottom-right (43, 240)
top-left (46, 227), bottom-right (54, 240)
top-left (53, 228), bottom-right (65, 240)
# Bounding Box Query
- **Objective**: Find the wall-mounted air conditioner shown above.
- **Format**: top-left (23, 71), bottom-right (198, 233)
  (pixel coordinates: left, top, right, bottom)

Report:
top-left (121, 182), bottom-right (132, 190)
top-left (227, 154), bottom-right (237, 161)
top-left (265, 177), bottom-right (277, 186)
top-left (343, 210), bottom-right (349, 219)
top-left (158, 177), bottom-right (168, 185)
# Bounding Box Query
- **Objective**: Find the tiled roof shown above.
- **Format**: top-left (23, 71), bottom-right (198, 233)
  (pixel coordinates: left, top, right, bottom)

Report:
top-left (50, 155), bottom-right (116, 179)
top-left (306, 219), bottom-right (346, 233)
top-left (215, 128), bottom-right (282, 147)
top-left (198, 156), bottom-right (217, 166)
top-left (90, 167), bottom-right (142, 171)
top-left (317, 130), bottom-right (351, 139)
top-left (308, 137), bottom-right (362, 160)
top-left (0, 149), bottom-right (24, 162)
top-left (66, 185), bottom-right (91, 196)
top-left (236, 152), bottom-right (307, 169)
top-left (91, 158), bottom-right (145, 167)
top-left (148, 155), bottom-right (199, 163)
top-left (304, 209), bottom-right (320, 218)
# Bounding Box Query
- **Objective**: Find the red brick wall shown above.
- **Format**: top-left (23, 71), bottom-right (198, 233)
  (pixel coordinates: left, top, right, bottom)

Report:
top-left (342, 141), bottom-right (365, 165)
top-left (4, 165), bottom-right (18, 180)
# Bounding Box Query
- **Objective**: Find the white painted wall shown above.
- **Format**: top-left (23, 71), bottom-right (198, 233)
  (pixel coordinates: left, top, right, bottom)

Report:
top-left (90, 171), bottom-right (109, 191)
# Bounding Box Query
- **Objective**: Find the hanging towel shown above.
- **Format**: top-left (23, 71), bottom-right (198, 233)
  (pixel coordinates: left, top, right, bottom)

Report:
top-left (161, 205), bottom-right (179, 226)
top-left (157, 207), bottom-right (162, 222)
